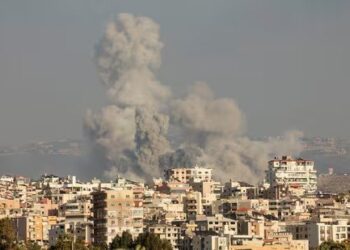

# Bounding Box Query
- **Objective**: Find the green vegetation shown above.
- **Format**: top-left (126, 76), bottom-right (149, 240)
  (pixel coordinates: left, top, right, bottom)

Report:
top-left (110, 231), bottom-right (173, 250)
top-left (319, 240), bottom-right (350, 250)
top-left (0, 217), bottom-right (17, 250)
top-left (26, 242), bottom-right (42, 250)
top-left (0, 218), bottom-right (172, 250)
top-left (134, 232), bottom-right (172, 250)
top-left (110, 231), bottom-right (134, 249)
top-left (49, 233), bottom-right (98, 250)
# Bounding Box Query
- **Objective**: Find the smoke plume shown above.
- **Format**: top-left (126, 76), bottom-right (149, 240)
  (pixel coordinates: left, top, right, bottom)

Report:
top-left (94, 13), bottom-right (170, 108)
top-left (134, 108), bottom-right (170, 178)
top-left (84, 13), bottom-right (304, 183)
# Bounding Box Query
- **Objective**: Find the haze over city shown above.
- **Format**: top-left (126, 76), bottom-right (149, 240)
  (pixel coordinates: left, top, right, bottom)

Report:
top-left (1, 1), bottom-right (350, 146)
top-left (2, 2), bottom-right (350, 250)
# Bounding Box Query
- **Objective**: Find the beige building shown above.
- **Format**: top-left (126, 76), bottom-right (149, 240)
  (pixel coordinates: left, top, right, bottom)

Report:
top-left (165, 166), bottom-right (212, 183)
top-left (238, 219), bottom-right (265, 239)
top-left (148, 224), bottom-right (182, 250)
top-left (231, 232), bottom-right (308, 250)
top-left (0, 198), bottom-right (20, 218)
top-left (195, 214), bottom-right (237, 236)
top-left (223, 181), bottom-right (257, 199)
top-left (184, 191), bottom-right (203, 220)
top-left (48, 220), bottom-right (92, 247)
top-left (13, 215), bottom-right (58, 243)
top-left (92, 188), bottom-right (143, 245)
top-left (57, 197), bottom-right (93, 245)
top-left (268, 199), bottom-right (294, 219)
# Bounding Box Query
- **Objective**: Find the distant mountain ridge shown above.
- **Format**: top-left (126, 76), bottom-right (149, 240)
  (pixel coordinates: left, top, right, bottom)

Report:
top-left (0, 139), bottom-right (82, 156)
top-left (0, 137), bottom-right (349, 180)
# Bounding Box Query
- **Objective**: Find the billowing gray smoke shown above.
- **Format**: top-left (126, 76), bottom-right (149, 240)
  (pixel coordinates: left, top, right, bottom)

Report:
top-left (94, 13), bottom-right (170, 109)
top-left (84, 13), bottom-right (170, 181)
top-left (84, 13), bottom-right (304, 183)
top-left (134, 108), bottom-right (170, 178)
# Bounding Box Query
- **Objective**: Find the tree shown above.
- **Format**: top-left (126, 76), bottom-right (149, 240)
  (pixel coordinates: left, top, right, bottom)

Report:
top-left (319, 240), bottom-right (347, 250)
top-left (341, 240), bottom-right (350, 250)
top-left (74, 238), bottom-right (89, 250)
top-left (134, 232), bottom-right (172, 250)
top-left (49, 233), bottom-right (93, 250)
top-left (134, 245), bottom-right (145, 250)
top-left (88, 245), bottom-right (105, 250)
top-left (91, 242), bottom-right (108, 250)
top-left (110, 231), bottom-right (133, 249)
top-left (0, 217), bottom-right (17, 250)
top-left (49, 233), bottom-right (73, 250)
top-left (26, 241), bottom-right (42, 250)
top-left (109, 231), bottom-right (172, 250)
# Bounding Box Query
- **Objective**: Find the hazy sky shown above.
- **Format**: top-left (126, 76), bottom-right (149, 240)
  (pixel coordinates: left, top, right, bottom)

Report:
top-left (1, 0), bottom-right (350, 145)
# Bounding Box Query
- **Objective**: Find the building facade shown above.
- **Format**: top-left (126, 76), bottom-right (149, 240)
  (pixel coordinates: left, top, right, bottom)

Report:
top-left (265, 156), bottom-right (317, 195)
top-left (92, 188), bottom-right (143, 245)
top-left (165, 166), bottom-right (212, 183)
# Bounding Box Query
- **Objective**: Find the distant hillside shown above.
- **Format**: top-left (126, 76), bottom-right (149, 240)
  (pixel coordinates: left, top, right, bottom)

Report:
top-left (300, 137), bottom-right (350, 174)
top-left (1, 137), bottom-right (350, 181)
top-left (318, 174), bottom-right (350, 193)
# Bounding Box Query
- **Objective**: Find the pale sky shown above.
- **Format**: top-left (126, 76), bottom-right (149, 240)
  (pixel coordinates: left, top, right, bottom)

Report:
top-left (1, 0), bottom-right (350, 145)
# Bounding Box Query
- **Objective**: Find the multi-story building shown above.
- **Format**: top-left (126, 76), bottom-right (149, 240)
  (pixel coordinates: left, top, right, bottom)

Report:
top-left (13, 214), bottom-right (58, 244)
top-left (268, 199), bottom-right (295, 219)
top-left (57, 197), bottom-right (93, 245)
top-left (238, 219), bottom-right (265, 239)
top-left (265, 156), bottom-right (317, 195)
top-left (48, 220), bottom-right (92, 247)
top-left (0, 154), bottom-right (339, 250)
top-left (147, 224), bottom-right (182, 249)
top-left (0, 198), bottom-right (20, 218)
top-left (192, 232), bottom-right (229, 250)
top-left (165, 166), bottom-right (212, 183)
top-left (220, 198), bottom-right (268, 218)
top-left (195, 214), bottom-right (237, 236)
top-left (222, 181), bottom-right (257, 199)
top-left (184, 191), bottom-right (203, 220)
top-left (286, 219), bottom-right (350, 250)
top-left (231, 232), bottom-right (308, 250)
top-left (92, 188), bottom-right (143, 245)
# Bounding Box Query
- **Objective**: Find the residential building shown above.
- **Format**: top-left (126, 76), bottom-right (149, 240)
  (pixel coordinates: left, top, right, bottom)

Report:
top-left (265, 156), bottom-right (317, 195)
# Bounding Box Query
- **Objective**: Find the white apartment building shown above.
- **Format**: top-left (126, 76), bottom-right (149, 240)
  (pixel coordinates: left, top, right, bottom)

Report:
top-left (164, 166), bottom-right (212, 183)
top-left (0, 175), bottom-right (14, 184)
top-left (265, 156), bottom-right (317, 195)
top-left (192, 233), bottom-right (229, 250)
top-left (286, 219), bottom-right (350, 250)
